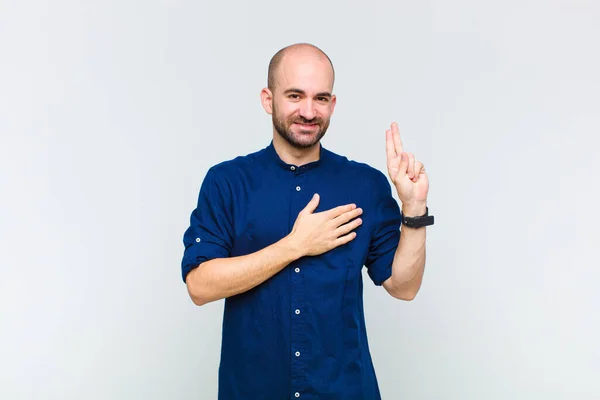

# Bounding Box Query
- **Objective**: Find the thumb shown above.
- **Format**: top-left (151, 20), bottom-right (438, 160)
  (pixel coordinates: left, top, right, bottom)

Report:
top-left (303, 193), bottom-right (320, 213)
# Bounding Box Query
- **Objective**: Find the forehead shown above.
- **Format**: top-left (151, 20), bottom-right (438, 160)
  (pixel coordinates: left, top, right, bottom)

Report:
top-left (276, 52), bottom-right (334, 94)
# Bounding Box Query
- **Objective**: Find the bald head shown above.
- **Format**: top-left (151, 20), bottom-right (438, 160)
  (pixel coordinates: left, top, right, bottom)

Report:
top-left (267, 43), bottom-right (335, 92)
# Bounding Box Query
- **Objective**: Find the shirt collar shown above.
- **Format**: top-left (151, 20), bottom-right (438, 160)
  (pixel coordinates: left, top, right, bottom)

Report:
top-left (264, 140), bottom-right (328, 172)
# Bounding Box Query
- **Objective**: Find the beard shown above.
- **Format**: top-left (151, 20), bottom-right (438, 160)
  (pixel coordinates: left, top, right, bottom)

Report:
top-left (272, 103), bottom-right (330, 149)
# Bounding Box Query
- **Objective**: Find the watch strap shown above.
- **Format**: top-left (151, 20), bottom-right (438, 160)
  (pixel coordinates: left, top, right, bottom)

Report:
top-left (402, 207), bottom-right (434, 228)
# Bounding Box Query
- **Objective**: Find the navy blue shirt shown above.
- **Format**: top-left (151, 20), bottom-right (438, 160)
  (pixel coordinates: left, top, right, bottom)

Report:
top-left (181, 141), bottom-right (402, 399)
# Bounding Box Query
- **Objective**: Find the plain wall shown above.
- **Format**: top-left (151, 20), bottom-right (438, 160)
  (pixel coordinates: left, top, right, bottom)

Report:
top-left (1, 0), bottom-right (599, 399)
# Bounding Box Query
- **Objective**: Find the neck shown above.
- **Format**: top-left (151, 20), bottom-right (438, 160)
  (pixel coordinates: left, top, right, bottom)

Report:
top-left (272, 133), bottom-right (321, 166)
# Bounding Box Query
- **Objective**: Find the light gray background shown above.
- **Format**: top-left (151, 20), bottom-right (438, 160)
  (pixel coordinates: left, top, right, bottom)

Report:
top-left (1, 0), bottom-right (599, 399)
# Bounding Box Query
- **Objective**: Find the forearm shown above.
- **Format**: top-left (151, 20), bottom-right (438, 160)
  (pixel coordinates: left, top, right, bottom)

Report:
top-left (388, 205), bottom-right (427, 299)
top-left (186, 236), bottom-right (302, 306)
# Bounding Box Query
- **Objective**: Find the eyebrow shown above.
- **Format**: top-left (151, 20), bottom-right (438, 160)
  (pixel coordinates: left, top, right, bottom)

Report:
top-left (283, 88), bottom-right (332, 98)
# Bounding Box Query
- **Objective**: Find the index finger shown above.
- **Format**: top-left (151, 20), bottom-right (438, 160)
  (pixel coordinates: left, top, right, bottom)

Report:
top-left (324, 203), bottom-right (357, 218)
top-left (391, 122), bottom-right (404, 155)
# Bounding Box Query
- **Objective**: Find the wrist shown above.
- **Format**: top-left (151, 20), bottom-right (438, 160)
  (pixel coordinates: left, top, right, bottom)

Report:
top-left (402, 202), bottom-right (427, 217)
top-left (281, 233), bottom-right (305, 260)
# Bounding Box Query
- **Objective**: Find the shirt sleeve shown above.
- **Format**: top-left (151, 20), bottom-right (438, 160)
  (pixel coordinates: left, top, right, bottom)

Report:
top-left (364, 171), bottom-right (402, 286)
top-left (181, 167), bottom-right (234, 283)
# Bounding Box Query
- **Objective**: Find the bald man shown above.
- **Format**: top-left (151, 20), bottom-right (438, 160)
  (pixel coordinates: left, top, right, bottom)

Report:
top-left (181, 43), bottom-right (434, 400)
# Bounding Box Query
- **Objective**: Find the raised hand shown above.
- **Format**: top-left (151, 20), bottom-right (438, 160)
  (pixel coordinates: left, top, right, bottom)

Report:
top-left (385, 122), bottom-right (429, 214)
top-left (289, 194), bottom-right (363, 257)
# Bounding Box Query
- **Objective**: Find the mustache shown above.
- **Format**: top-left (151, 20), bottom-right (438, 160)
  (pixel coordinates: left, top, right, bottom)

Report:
top-left (291, 116), bottom-right (322, 125)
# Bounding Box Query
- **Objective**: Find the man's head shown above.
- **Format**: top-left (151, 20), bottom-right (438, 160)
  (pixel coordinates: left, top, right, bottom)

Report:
top-left (261, 43), bottom-right (337, 149)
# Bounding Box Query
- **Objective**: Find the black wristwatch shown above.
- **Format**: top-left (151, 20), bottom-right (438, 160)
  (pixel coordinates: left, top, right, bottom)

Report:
top-left (402, 207), bottom-right (434, 228)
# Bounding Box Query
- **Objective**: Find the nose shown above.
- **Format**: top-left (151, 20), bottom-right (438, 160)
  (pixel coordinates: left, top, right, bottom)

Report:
top-left (299, 100), bottom-right (316, 121)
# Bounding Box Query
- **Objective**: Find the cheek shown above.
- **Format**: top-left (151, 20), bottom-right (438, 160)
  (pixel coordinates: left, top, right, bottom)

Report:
top-left (278, 105), bottom-right (299, 120)
top-left (318, 105), bottom-right (333, 119)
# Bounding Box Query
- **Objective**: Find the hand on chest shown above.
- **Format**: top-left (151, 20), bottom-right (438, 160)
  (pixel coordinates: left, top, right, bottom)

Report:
top-left (232, 180), bottom-right (372, 267)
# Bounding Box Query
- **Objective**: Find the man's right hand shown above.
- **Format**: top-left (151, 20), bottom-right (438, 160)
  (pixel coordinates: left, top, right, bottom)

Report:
top-left (288, 193), bottom-right (363, 258)
top-left (187, 193), bottom-right (363, 306)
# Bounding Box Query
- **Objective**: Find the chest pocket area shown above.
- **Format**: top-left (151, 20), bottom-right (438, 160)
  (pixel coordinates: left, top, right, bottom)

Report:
top-left (318, 228), bottom-right (369, 272)
top-left (232, 195), bottom-right (288, 257)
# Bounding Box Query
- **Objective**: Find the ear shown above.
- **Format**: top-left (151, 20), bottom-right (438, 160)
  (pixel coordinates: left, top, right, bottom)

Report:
top-left (330, 94), bottom-right (337, 115)
top-left (260, 88), bottom-right (273, 114)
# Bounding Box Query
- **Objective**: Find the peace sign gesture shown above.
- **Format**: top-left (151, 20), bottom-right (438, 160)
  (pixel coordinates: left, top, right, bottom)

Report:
top-left (385, 122), bottom-right (429, 213)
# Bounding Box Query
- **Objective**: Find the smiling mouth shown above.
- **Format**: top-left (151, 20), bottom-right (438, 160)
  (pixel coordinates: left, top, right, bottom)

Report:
top-left (294, 122), bottom-right (318, 129)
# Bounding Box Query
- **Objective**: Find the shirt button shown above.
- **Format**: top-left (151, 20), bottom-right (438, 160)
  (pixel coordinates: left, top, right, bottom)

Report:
top-left (295, 267), bottom-right (300, 273)
top-left (290, 166), bottom-right (296, 171)
top-left (295, 393), bottom-right (300, 398)
top-left (295, 351), bottom-right (300, 357)
top-left (295, 309), bottom-right (300, 315)
top-left (195, 238), bottom-right (201, 243)
top-left (296, 186), bottom-right (301, 191)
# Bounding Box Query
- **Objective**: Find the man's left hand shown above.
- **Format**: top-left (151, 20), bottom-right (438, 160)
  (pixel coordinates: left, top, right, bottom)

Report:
top-left (385, 121), bottom-right (429, 216)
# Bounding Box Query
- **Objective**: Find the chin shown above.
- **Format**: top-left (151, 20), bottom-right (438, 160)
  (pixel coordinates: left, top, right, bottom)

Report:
top-left (291, 133), bottom-right (320, 147)
top-left (275, 123), bottom-right (326, 149)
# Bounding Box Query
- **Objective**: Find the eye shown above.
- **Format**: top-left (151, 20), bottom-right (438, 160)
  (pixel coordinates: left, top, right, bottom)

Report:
top-left (317, 97), bottom-right (329, 102)
top-left (288, 94), bottom-right (300, 99)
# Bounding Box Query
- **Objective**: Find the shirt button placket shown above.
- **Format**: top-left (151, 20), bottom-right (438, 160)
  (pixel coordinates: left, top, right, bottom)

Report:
top-left (291, 166), bottom-right (307, 398)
